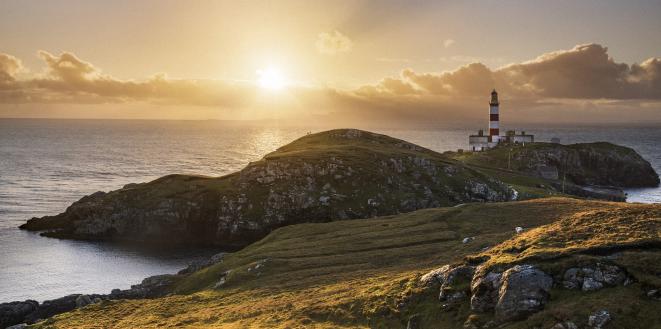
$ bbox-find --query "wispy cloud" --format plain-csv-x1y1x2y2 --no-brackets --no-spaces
316,30,353,55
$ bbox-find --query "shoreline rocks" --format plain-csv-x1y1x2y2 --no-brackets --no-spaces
0,251,227,328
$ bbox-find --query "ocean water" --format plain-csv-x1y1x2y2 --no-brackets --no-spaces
0,119,659,302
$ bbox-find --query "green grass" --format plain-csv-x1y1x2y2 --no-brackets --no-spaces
34,198,661,329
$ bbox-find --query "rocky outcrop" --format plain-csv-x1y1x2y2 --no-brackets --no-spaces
20,129,515,248
494,265,553,321
560,263,628,291
0,274,178,327
178,252,225,275
0,301,38,329
420,264,476,307
491,142,659,188
588,309,611,329
424,260,634,326
0,247,231,328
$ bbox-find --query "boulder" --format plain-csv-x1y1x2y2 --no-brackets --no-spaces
470,270,503,312
109,274,177,299
24,294,80,324
178,252,226,275
75,295,93,308
494,265,553,321
6,324,28,329
0,300,38,329
582,277,603,291
588,309,611,328
214,270,232,289
438,265,475,305
561,264,627,292
550,321,578,329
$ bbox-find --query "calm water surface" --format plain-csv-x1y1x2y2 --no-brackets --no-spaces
1,119,659,302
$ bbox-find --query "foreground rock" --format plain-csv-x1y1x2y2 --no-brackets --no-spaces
493,265,553,321
20,129,516,248
424,261,633,327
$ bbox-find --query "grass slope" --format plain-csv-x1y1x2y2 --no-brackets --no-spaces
33,198,661,329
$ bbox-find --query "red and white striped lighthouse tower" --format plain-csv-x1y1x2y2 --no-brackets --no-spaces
489,89,500,142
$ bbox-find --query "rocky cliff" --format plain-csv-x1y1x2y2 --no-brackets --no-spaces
454,142,660,188
20,129,515,248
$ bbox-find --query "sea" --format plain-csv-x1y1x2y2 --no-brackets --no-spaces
1,119,660,303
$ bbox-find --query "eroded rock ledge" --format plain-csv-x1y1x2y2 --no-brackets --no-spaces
421,259,644,328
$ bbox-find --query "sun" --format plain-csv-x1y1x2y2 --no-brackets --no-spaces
257,67,287,90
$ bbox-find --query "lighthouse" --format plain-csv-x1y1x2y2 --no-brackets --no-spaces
468,90,534,151
489,89,500,142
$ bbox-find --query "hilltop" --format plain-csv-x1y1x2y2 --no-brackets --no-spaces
24,198,661,328
20,129,516,248
19,130,659,248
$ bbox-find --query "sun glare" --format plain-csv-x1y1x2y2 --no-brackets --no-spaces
257,67,287,90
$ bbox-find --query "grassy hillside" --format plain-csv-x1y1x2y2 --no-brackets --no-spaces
21,129,530,248
450,142,659,188
33,198,661,328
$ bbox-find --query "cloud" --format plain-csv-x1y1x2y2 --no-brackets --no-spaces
0,53,23,82
443,39,455,48
358,44,661,100
316,30,353,55
497,44,661,99
1,44,660,124
1,51,254,107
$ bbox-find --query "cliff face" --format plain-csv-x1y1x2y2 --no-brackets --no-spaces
20,129,515,248
456,142,660,188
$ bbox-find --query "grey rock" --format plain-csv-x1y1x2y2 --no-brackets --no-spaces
470,270,503,312
24,294,80,324
494,265,553,321
75,294,93,308
178,252,226,275
588,309,611,328
0,300,38,329
551,322,578,329
420,265,451,286
562,264,627,292
582,277,603,291
214,270,232,289
6,324,28,329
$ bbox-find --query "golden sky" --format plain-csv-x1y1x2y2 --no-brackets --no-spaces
1,0,660,124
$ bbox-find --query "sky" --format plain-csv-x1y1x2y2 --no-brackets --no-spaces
0,0,660,124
